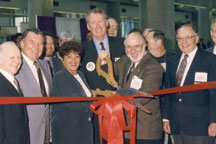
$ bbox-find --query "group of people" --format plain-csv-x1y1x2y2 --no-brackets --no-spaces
0,7,216,144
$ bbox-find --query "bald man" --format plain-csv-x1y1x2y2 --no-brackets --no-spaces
0,41,30,144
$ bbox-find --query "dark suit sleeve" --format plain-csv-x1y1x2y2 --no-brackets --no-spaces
160,70,171,119
207,57,216,122
0,105,4,143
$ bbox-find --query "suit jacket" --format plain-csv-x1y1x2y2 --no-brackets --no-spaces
206,46,214,53
51,68,93,144
80,36,125,91
0,73,30,144
114,52,164,140
16,58,52,144
161,48,216,136
51,57,63,74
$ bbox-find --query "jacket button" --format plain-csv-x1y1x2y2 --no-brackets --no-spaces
178,98,182,102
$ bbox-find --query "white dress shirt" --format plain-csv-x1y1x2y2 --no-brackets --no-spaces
176,47,197,86
74,74,92,97
213,45,216,55
93,35,110,53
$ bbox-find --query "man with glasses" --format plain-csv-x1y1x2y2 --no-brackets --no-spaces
161,24,216,144
99,31,164,144
107,17,118,37
81,8,125,144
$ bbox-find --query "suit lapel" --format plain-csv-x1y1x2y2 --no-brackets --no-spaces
171,53,181,86
90,40,99,58
21,58,40,90
124,53,150,89
108,37,115,60
37,60,52,94
0,72,21,97
122,58,133,89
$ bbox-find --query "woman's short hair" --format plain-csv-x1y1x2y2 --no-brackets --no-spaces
59,41,83,58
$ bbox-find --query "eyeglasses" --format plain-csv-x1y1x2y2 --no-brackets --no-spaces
109,25,118,31
176,35,197,42
126,44,143,51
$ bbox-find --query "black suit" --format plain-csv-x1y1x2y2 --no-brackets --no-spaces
80,36,125,91
0,73,30,144
206,46,214,53
161,48,216,136
80,36,125,144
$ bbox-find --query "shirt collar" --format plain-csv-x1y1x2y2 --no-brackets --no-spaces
22,52,35,66
0,68,15,83
93,35,109,52
181,46,197,59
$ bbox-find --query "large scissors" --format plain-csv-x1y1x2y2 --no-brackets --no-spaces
94,56,118,97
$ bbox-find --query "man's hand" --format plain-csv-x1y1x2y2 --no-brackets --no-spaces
98,50,110,60
208,122,216,137
163,121,171,134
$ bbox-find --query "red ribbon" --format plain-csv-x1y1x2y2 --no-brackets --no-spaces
1,81,216,144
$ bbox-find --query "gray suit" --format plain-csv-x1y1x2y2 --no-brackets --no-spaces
16,58,52,144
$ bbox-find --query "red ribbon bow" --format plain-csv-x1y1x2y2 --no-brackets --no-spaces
90,92,153,144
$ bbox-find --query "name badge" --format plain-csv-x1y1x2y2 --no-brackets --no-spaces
130,75,143,90
194,72,208,84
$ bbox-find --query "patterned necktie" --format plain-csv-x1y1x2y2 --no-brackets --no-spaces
100,42,105,50
176,54,189,86
14,77,21,94
33,61,47,97
126,62,135,82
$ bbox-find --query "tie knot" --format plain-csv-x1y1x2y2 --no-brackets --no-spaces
100,42,105,50
184,54,189,59
33,61,39,69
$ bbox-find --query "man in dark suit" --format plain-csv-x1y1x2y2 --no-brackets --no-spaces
16,28,52,144
80,8,125,144
0,41,30,144
161,24,216,144
81,8,125,91
99,31,164,144
207,19,216,54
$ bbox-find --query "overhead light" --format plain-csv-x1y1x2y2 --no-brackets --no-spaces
0,6,20,10
174,2,207,9
53,11,86,15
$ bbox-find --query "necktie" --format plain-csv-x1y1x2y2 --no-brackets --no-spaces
47,60,53,77
126,62,135,82
176,54,189,86
13,77,21,94
33,61,47,97
100,42,105,50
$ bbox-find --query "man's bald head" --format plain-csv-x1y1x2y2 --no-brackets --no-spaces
0,41,21,75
